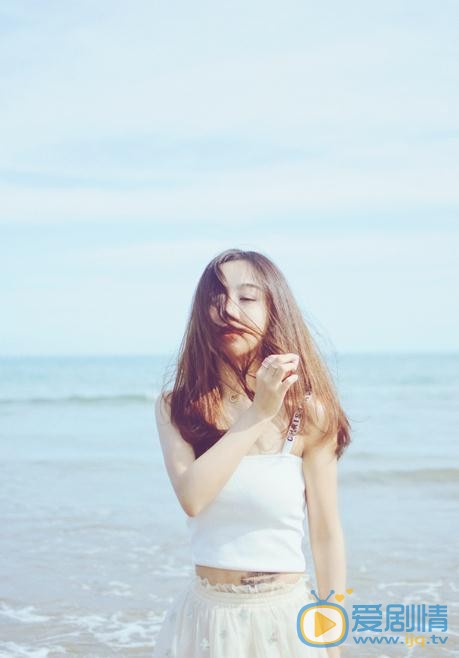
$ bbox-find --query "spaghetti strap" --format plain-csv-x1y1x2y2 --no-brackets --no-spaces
281,393,311,455
281,409,302,454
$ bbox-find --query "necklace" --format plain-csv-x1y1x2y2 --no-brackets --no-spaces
222,368,257,405
221,379,243,404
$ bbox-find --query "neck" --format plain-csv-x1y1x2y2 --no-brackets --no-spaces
218,356,262,397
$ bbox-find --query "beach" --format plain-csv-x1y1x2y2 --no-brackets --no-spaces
0,353,457,657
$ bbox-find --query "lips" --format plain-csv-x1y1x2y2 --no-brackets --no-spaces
222,332,239,342
220,325,239,334
220,326,243,337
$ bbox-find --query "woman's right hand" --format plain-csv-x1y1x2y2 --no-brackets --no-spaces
251,353,300,421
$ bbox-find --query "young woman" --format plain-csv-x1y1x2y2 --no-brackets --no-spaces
153,248,351,657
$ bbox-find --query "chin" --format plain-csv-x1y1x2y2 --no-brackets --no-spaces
225,336,259,357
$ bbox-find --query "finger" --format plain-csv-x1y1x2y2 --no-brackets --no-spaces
271,361,298,385
262,353,299,368
261,361,295,386
260,355,299,383
280,372,299,392
270,353,299,362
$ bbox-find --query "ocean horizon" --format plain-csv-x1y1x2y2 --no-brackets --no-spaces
1,353,458,656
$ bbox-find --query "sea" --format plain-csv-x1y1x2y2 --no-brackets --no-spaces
0,353,458,657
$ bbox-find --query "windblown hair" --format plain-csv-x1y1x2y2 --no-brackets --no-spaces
160,248,351,459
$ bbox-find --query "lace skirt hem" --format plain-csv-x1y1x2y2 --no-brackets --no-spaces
153,573,329,657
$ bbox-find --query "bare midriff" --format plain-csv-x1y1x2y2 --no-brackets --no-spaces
194,565,305,586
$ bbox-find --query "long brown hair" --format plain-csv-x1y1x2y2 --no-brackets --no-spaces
160,248,351,459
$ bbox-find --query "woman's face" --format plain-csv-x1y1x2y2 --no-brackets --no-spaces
209,260,268,359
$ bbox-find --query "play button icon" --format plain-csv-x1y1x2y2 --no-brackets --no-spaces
315,611,337,637
297,600,348,647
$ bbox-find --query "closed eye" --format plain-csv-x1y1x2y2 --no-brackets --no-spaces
241,298,256,302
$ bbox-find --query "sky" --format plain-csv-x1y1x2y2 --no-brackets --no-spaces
1,0,458,356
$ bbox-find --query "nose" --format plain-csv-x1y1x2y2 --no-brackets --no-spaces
210,294,243,329
224,295,240,318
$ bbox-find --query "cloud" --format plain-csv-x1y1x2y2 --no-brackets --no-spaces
2,152,458,225
0,0,458,353
1,1,458,164
73,229,458,272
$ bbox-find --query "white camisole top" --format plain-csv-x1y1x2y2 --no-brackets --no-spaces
186,410,307,572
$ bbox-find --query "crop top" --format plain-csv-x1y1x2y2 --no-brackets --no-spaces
186,409,307,572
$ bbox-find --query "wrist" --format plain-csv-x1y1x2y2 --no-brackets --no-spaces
246,403,272,426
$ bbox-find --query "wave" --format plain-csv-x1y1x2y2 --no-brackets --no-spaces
343,467,459,485
0,393,156,405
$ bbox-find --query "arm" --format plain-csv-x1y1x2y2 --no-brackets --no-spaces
154,394,270,517
302,400,346,658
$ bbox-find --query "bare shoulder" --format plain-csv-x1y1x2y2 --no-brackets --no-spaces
299,394,337,458
154,392,196,498
154,390,172,426
304,393,327,425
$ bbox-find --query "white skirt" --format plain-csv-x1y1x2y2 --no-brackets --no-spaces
153,573,329,657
